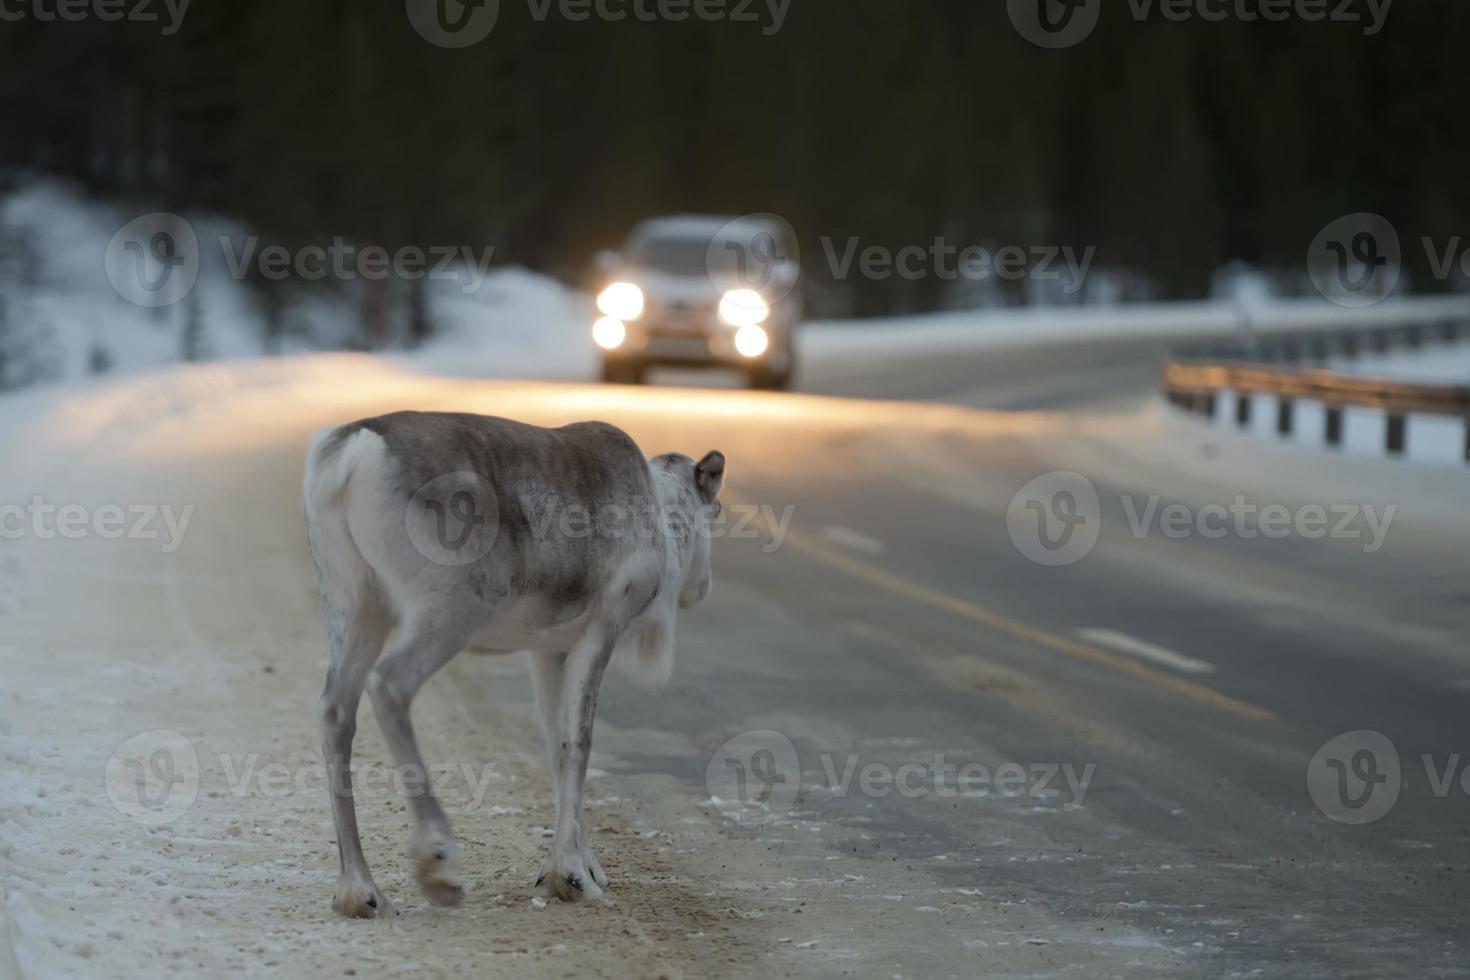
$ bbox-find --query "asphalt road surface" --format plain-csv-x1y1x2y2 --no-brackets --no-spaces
4,331,1467,979
799,331,1184,412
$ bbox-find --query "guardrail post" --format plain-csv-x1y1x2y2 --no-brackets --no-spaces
1325,406,1344,447
1386,414,1407,456
1165,357,1466,464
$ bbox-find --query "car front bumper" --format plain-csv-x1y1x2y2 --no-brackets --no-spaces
603,319,793,371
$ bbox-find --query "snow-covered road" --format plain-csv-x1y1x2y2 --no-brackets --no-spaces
2,341,1468,978
0,362,758,977
2,361,1206,978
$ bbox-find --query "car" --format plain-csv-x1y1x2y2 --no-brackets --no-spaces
591,215,801,390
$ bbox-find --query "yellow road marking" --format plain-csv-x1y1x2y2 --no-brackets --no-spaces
779,526,1274,723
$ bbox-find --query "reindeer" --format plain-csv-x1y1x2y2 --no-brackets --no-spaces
303,411,724,916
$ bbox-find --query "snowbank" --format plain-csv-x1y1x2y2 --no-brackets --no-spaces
1214,389,1467,467
0,181,592,390
1173,341,1470,467
1,182,283,381
1257,340,1470,465
1329,343,1470,385
799,296,1469,361
3,179,1466,397
407,269,594,381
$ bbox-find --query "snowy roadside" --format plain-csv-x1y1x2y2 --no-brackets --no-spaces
0,360,1207,979
798,296,1469,363
0,181,596,392
0,363,758,978
1329,341,1470,384
5,180,1466,399
1177,341,1470,467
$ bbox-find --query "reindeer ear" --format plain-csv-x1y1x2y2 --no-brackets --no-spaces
694,451,725,503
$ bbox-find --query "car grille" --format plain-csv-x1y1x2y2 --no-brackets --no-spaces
649,299,717,335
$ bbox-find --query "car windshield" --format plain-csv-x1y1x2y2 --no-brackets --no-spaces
630,236,715,275
631,230,782,287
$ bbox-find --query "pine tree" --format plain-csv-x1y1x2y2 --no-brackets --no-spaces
180,291,207,363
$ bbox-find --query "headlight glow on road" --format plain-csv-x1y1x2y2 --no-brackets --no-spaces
596,282,644,321
734,324,769,358
718,289,770,327
592,316,627,350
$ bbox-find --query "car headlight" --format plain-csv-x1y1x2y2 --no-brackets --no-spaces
592,316,627,350
718,289,770,328
734,324,769,358
597,282,644,321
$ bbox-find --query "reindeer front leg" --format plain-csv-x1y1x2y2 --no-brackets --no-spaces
529,649,609,893
537,619,617,902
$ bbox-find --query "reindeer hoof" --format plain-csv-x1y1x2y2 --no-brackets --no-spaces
412,835,465,907
536,858,604,903
333,879,393,919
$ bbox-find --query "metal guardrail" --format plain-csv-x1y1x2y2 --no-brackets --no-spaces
1163,321,1470,461
1171,315,1469,364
